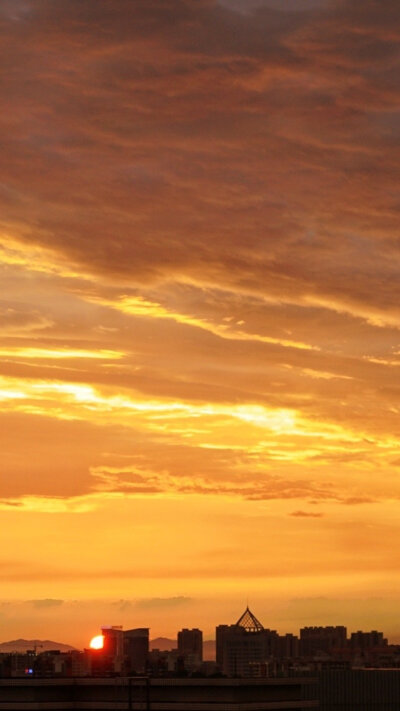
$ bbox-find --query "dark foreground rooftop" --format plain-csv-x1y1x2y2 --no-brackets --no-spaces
0,676,318,710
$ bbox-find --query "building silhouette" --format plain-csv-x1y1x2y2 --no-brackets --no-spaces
216,607,283,677
349,630,387,651
177,628,203,663
124,628,149,674
277,633,299,659
300,627,347,658
90,626,124,675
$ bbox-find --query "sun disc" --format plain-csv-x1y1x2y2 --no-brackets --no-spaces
89,635,104,650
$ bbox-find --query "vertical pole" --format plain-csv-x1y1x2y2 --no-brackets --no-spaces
145,676,150,711
128,676,132,711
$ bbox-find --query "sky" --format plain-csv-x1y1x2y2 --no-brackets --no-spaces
1,0,400,648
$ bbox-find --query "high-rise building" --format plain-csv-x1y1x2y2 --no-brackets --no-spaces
177,628,203,663
277,633,299,659
101,626,124,673
299,626,347,658
124,628,149,674
349,630,387,650
216,607,280,677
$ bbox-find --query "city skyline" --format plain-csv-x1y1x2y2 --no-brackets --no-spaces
1,0,400,646
0,604,393,652
0,602,396,652
0,604,396,683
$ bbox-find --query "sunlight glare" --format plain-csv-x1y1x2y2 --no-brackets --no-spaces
89,635,104,650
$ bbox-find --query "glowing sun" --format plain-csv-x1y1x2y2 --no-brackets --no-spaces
89,635,104,650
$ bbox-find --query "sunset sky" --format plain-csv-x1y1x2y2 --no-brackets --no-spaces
1,0,400,648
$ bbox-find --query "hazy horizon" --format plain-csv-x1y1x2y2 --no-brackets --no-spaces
0,598,399,651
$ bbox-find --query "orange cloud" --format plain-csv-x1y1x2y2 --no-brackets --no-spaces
1,0,400,643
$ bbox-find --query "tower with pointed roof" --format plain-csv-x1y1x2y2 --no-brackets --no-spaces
235,606,264,633
216,606,279,677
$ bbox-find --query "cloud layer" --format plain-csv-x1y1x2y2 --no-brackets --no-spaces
0,0,399,642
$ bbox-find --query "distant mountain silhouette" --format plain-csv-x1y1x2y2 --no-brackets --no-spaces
150,637,176,651
0,639,76,653
0,637,216,659
203,640,216,661
150,638,215,661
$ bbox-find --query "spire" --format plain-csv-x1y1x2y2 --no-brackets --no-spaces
235,606,264,632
